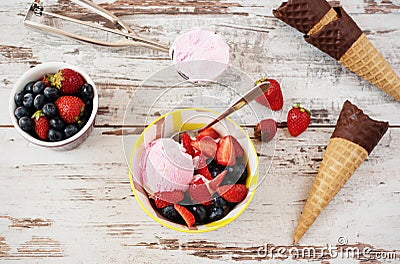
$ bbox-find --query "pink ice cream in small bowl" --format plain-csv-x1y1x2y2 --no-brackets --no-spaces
170,28,230,81
128,108,259,233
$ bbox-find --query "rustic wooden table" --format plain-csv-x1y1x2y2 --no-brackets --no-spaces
1,0,399,263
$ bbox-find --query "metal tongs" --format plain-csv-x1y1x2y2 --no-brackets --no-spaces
24,0,169,53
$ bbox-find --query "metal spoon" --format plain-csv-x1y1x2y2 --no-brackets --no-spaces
172,81,270,141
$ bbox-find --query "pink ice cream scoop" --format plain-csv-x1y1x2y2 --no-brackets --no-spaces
170,27,230,64
170,27,230,81
140,138,194,194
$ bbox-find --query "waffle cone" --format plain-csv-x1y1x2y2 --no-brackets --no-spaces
307,8,338,35
293,137,368,244
339,34,400,102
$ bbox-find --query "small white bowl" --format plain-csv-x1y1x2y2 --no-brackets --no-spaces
9,62,99,150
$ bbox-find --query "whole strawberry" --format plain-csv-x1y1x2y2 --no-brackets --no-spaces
55,96,85,124
255,78,283,111
32,110,49,140
287,103,311,137
50,68,84,95
254,119,277,142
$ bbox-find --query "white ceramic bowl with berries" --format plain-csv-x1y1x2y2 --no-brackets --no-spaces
128,108,259,232
9,62,98,150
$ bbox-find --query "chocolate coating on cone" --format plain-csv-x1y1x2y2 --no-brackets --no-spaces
305,7,362,60
331,100,388,154
273,0,332,34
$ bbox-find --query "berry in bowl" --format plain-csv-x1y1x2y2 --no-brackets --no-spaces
9,62,98,150
129,108,259,232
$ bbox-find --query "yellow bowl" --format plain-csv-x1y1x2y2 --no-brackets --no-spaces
128,108,259,232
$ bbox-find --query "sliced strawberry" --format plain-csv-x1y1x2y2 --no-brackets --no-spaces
174,204,195,227
153,197,172,209
154,190,184,205
189,176,212,204
195,155,212,180
191,136,217,158
216,136,236,166
209,170,227,191
229,136,244,158
217,184,247,203
196,127,220,140
181,133,195,157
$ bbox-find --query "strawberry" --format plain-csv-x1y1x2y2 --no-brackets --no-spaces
217,184,248,203
31,110,49,140
191,136,217,158
254,119,277,142
153,190,184,208
181,133,195,157
255,78,283,111
287,103,311,137
196,127,220,140
230,136,244,158
174,204,195,227
153,197,172,209
189,176,212,204
216,136,236,166
55,96,85,124
209,170,227,191
50,68,84,95
42,74,52,86
195,155,212,180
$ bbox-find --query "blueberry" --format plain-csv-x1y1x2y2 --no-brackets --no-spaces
221,176,237,186
14,91,25,106
48,128,64,142
49,117,65,130
237,168,248,185
160,205,184,224
22,93,34,108
14,106,30,120
223,162,247,185
77,116,88,129
188,204,208,224
18,116,33,132
32,81,46,95
208,206,225,222
80,83,94,100
42,103,58,118
212,193,228,208
24,81,35,93
207,159,226,178
81,102,92,120
64,124,78,138
34,94,47,110
44,87,60,102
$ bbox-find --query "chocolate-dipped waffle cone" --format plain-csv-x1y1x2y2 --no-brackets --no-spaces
273,0,334,35
305,7,400,102
293,137,367,244
339,34,400,101
307,7,337,35
293,101,388,243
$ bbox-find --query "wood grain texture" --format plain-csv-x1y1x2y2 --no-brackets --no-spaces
0,0,399,262
1,127,399,262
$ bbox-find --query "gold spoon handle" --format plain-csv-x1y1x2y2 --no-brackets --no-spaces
201,81,270,131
